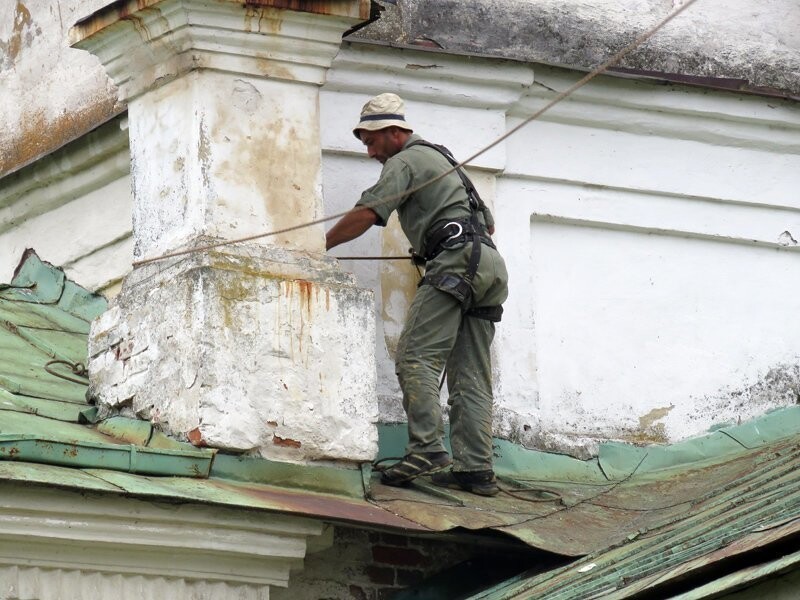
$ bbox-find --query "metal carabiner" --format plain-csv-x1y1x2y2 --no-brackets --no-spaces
443,222,464,243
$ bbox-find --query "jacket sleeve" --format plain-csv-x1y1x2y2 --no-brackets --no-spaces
355,158,414,227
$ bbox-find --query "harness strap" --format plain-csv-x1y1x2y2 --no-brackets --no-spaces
406,140,490,283
464,209,482,283
408,140,499,315
465,305,504,322
406,141,485,211
424,217,495,262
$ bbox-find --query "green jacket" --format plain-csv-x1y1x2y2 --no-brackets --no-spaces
356,134,494,255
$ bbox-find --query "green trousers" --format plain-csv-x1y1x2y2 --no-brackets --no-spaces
395,242,508,472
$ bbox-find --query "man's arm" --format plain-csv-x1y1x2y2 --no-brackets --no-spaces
325,207,379,250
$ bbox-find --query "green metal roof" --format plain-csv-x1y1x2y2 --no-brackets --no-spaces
1,249,799,600
0,250,216,478
468,431,800,599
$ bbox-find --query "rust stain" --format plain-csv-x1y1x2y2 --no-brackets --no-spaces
63,445,79,458
244,0,372,20
615,405,674,445
210,478,427,530
273,435,301,448
639,405,673,430
70,0,156,42
244,6,282,34
70,0,370,46
124,13,152,42
254,57,296,81
297,280,313,318
1,97,121,178
1,321,20,336
0,2,36,68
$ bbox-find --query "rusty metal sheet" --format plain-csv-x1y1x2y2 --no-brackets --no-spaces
83,468,431,531
667,547,800,600
605,518,800,599
468,436,800,600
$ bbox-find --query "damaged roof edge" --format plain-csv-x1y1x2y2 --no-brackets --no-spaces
343,38,800,103
0,434,214,478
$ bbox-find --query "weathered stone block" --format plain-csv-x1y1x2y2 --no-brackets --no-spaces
89,247,378,462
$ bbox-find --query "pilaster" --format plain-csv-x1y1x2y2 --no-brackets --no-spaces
72,0,379,462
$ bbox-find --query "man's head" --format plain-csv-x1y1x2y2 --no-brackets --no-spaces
353,93,413,163
359,127,411,164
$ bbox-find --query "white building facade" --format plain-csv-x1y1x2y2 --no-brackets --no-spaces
1,0,800,458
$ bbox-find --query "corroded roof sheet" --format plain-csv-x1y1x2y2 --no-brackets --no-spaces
1,250,799,600
469,434,800,598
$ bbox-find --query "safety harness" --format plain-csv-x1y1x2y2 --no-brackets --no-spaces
407,140,503,322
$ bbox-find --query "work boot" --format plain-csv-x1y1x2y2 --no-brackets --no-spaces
431,469,500,497
379,451,452,487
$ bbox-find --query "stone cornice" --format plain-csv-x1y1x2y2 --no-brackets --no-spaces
70,0,370,101
327,41,534,110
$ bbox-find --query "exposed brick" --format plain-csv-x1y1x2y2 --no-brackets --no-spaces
397,569,425,587
379,533,409,547
348,585,368,600
365,566,395,585
395,568,425,587
372,545,427,567
376,588,398,600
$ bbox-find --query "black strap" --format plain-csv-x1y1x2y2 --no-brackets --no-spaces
466,305,504,322
407,140,488,284
406,140,484,211
423,217,495,261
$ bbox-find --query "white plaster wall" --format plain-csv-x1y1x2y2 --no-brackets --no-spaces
321,47,800,455
493,66,800,453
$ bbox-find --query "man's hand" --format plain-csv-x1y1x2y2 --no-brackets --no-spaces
326,207,379,250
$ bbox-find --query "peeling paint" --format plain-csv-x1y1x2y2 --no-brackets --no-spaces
197,114,212,190
231,79,262,116
188,427,207,447
273,435,301,448
404,63,443,70
778,230,798,246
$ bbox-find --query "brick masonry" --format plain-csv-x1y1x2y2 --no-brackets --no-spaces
270,526,485,600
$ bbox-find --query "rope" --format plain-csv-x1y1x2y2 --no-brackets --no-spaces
131,0,699,269
330,256,412,261
45,359,89,385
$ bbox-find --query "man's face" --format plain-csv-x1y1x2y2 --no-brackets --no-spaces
359,129,404,164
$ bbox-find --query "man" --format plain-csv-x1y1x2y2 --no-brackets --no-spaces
326,93,508,497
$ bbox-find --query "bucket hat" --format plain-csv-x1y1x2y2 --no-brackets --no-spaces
352,93,413,139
